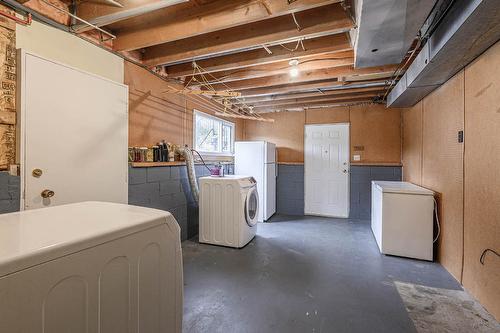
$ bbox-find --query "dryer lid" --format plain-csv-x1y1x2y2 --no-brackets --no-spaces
0,202,173,277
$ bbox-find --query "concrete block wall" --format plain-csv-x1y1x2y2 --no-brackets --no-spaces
349,166,402,219
275,164,402,219
128,164,234,241
1,164,399,231
276,164,305,216
0,172,20,214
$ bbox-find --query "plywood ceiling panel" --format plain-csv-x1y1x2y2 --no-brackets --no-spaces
402,102,423,185
463,41,500,320
422,71,464,281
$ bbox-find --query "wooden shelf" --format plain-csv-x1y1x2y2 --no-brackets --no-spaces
130,161,234,168
278,162,304,165
350,162,402,166
130,161,186,167
276,162,401,166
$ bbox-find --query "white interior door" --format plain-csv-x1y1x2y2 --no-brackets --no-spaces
19,51,128,210
305,124,350,218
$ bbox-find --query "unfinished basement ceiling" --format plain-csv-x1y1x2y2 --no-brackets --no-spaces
64,0,401,114
353,0,435,68
13,0,415,116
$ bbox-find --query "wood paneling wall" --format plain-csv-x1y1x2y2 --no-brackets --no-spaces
126,61,243,148
462,41,500,320
243,111,306,163
422,71,464,281
350,104,401,164
244,104,401,164
402,103,422,185
402,40,500,320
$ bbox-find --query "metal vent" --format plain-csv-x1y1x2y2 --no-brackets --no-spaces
388,0,500,107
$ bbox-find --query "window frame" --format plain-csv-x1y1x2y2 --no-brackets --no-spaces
193,110,235,156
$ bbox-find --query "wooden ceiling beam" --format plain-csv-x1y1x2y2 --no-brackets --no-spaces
113,0,344,51
247,92,382,108
254,96,375,112
208,65,397,91
239,80,389,98
237,86,385,104
73,0,189,32
187,51,354,85
164,33,352,77
140,4,353,65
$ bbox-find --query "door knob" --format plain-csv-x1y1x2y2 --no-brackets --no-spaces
32,168,43,177
41,189,55,198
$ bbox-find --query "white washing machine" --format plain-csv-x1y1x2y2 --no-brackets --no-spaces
199,175,258,248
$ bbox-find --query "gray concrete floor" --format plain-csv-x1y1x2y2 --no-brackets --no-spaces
182,215,461,333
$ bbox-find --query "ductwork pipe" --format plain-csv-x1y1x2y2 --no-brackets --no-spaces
178,147,199,205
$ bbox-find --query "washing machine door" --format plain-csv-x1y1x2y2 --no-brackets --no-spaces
245,186,259,227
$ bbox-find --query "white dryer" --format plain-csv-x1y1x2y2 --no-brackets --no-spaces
199,175,258,248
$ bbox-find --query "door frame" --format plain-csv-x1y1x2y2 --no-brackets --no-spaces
304,123,351,218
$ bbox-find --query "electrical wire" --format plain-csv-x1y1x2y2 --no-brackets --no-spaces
433,197,441,243
382,0,457,101
480,249,500,265
200,55,353,83
189,62,264,119
382,37,422,101
191,149,213,172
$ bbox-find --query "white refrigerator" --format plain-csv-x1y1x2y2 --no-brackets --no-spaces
235,141,276,222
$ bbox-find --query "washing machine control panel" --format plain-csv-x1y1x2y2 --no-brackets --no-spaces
238,177,257,188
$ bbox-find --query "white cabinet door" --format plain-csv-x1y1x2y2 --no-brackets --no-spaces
304,124,350,218
19,51,128,210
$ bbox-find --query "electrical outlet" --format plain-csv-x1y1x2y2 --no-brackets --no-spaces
353,155,361,161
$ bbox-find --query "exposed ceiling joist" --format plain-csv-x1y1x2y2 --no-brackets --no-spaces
239,80,390,98
208,65,397,91
237,86,385,104
254,96,375,112
139,4,354,65
187,51,354,85
248,91,382,108
164,33,352,77
73,0,189,33
113,0,344,51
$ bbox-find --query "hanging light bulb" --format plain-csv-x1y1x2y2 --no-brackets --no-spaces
289,59,299,77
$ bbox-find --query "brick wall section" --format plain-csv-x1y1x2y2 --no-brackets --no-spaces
350,166,402,220
277,164,305,216
128,164,234,241
0,171,20,214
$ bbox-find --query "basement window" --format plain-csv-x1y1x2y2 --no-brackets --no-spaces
194,110,235,155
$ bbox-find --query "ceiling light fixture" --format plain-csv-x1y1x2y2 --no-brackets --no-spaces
289,59,299,77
